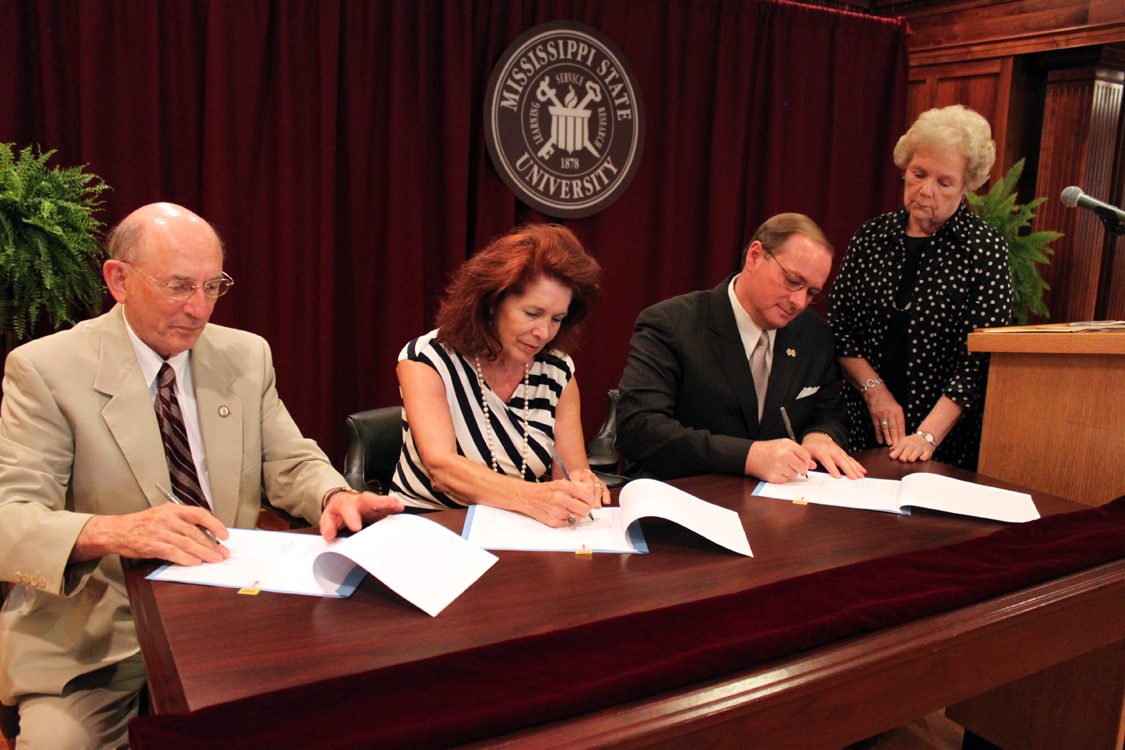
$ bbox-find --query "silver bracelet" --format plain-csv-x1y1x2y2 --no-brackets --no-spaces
860,378,883,392
915,430,936,447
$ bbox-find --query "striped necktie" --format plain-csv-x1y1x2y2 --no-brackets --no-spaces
155,363,210,510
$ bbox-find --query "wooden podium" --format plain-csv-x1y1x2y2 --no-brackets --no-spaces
967,329,1125,507
948,328,1125,750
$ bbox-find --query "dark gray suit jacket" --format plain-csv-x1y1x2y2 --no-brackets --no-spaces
617,275,848,479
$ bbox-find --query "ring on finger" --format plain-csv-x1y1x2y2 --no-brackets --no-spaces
880,420,888,427
567,514,576,526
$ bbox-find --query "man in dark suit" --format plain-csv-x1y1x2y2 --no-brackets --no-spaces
617,213,865,483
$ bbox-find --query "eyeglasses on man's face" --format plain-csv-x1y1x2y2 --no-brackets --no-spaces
126,263,234,301
764,250,824,304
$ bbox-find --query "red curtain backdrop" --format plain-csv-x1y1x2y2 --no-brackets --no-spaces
0,0,908,460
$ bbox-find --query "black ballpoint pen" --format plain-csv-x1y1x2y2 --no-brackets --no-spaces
779,406,808,479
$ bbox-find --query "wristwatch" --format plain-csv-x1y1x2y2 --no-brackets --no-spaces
861,378,883,392
915,430,936,447
322,486,360,510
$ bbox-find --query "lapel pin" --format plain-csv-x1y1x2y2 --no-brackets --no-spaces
218,406,230,418
786,348,796,357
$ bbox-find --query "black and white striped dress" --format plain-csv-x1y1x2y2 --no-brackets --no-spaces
390,330,575,510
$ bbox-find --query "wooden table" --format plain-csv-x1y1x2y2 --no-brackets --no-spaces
125,451,1125,749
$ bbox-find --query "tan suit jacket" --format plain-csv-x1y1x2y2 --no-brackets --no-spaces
0,305,345,702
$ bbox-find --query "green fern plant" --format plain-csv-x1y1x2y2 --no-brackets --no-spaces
0,143,109,341
966,158,1061,325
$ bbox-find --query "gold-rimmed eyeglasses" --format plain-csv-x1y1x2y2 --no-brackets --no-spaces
125,263,234,300
764,250,824,304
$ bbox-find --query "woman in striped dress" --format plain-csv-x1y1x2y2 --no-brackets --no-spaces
390,224,608,527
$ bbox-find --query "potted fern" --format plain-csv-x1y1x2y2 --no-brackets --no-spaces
966,158,1061,325
0,144,109,358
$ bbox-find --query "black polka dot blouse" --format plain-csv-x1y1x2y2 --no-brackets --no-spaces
827,202,1014,470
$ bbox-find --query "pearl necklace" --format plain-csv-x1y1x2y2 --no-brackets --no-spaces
474,357,532,478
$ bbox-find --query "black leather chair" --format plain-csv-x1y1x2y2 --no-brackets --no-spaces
342,392,627,494
0,587,16,744
585,388,619,474
586,389,627,489
342,406,403,495
0,700,17,746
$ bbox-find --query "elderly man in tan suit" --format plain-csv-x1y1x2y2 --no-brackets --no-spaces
0,203,402,749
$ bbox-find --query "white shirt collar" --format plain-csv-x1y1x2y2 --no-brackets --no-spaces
728,275,775,363
123,313,192,396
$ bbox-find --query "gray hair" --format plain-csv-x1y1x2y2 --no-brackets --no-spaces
893,105,996,192
106,216,144,263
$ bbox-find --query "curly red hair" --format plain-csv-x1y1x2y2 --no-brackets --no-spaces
436,224,602,359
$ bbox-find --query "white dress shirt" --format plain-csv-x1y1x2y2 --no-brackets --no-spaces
728,275,775,372
123,317,215,507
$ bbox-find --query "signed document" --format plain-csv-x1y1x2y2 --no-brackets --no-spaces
148,514,498,616
755,471,1039,523
462,478,753,556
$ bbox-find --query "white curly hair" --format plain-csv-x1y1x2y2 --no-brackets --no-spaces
893,105,996,191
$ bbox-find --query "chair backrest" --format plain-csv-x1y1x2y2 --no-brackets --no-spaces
343,407,404,494
0,692,18,743
585,388,620,474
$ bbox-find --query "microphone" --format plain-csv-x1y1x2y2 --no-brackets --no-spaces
1060,186,1125,224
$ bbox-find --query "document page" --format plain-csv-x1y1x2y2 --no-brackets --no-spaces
462,505,647,553
462,478,752,557
149,515,499,616
148,529,362,597
755,472,903,514
755,471,1039,523
313,513,498,617
619,479,753,556
900,473,1039,523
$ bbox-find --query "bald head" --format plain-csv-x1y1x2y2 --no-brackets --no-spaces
103,203,226,357
108,203,223,265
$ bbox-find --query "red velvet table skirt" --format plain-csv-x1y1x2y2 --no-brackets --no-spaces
130,496,1125,750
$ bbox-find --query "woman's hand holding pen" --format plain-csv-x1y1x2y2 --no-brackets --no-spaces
550,447,606,524
572,468,610,509
513,480,598,528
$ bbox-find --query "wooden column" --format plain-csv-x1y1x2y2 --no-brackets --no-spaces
1033,48,1125,323
1098,100,1125,320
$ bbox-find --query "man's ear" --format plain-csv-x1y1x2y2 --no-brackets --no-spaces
742,240,766,274
103,260,128,304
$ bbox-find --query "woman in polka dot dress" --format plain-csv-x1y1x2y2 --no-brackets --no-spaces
828,105,1013,471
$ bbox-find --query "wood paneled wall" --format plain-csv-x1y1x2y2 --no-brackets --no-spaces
887,0,1125,67
881,0,1125,322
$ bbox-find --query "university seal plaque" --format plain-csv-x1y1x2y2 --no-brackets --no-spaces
483,21,645,219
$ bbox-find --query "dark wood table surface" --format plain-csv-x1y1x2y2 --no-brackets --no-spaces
125,450,1125,749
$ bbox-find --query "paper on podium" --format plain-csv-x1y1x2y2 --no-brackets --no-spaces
462,478,752,556
148,514,497,617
